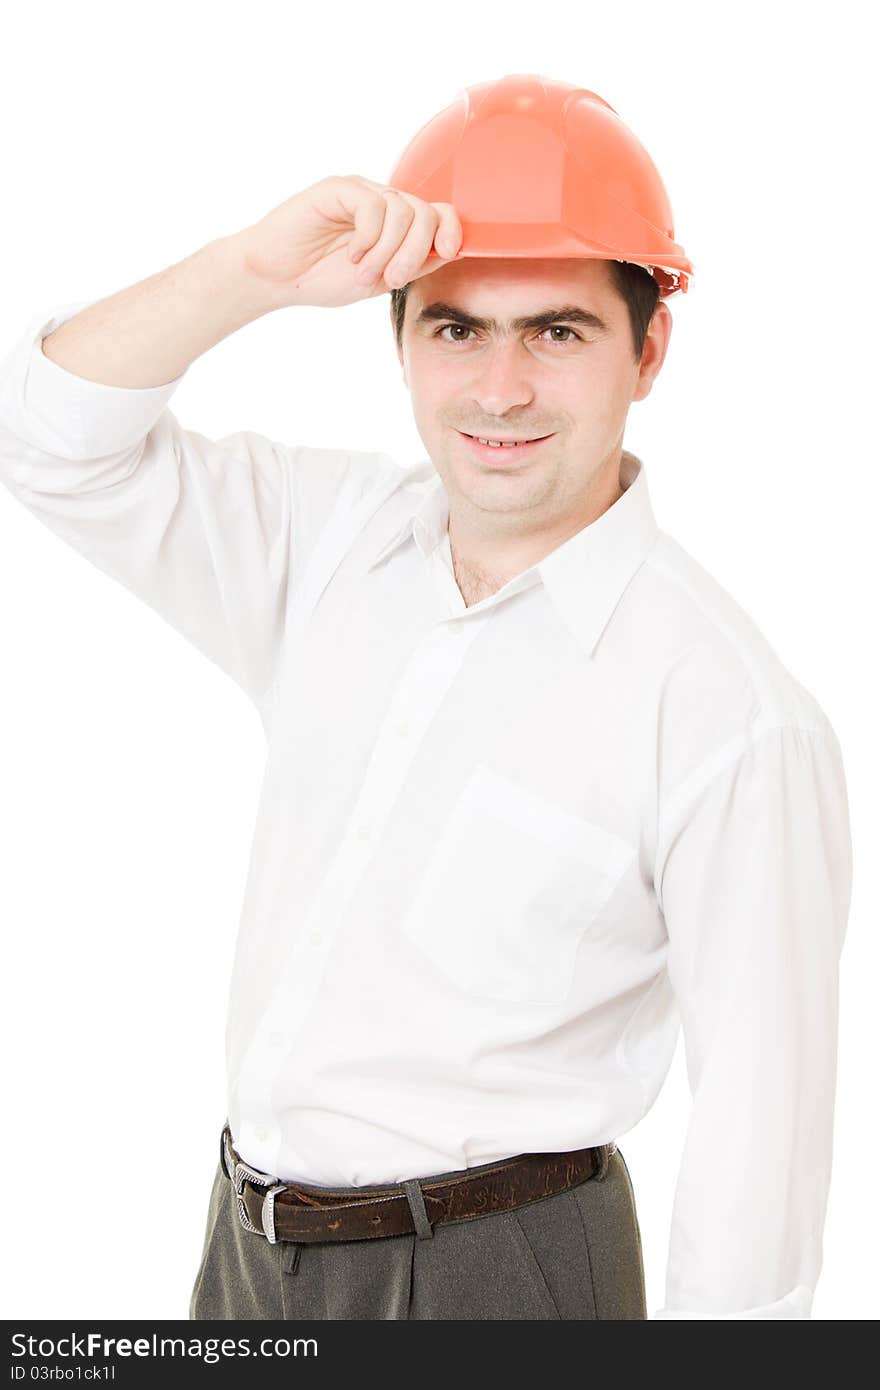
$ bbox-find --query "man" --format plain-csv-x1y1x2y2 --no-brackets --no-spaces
0,75,851,1319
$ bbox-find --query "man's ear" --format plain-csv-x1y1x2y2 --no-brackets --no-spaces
632,301,672,403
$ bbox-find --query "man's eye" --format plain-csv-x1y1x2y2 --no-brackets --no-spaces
434,325,581,344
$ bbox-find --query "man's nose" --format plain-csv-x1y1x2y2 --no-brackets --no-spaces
467,340,537,417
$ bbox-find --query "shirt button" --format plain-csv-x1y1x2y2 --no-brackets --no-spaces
396,719,410,737
356,824,372,840
269,1031,284,1047
254,1125,268,1142
310,930,322,945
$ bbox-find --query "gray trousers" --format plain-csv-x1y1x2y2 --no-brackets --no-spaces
189,1143,647,1320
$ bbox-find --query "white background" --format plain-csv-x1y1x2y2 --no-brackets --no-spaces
1,0,876,1321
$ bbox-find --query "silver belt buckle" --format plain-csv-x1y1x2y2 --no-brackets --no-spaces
222,1125,288,1243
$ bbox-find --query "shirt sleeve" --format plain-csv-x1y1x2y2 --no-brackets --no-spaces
651,717,852,1319
0,300,398,708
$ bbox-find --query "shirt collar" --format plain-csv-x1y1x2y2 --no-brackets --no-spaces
368,449,659,658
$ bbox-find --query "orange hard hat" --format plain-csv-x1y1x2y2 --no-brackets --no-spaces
388,73,693,297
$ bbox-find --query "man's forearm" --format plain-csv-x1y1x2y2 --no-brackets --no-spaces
39,234,275,389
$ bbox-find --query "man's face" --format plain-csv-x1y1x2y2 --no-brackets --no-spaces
394,257,671,549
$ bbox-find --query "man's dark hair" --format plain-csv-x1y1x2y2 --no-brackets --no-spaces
390,259,660,363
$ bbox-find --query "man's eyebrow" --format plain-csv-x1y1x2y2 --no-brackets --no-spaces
413,301,610,334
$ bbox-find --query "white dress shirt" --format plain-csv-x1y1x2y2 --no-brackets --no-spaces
0,299,852,1320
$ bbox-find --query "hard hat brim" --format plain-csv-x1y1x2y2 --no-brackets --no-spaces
419,225,692,297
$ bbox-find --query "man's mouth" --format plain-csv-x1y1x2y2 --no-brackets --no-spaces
458,431,554,461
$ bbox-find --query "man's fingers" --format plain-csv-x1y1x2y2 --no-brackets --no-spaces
431,202,463,260
381,199,444,287
351,190,420,284
344,184,397,265
349,181,463,282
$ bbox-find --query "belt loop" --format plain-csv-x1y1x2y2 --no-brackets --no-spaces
402,1179,434,1239
220,1121,232,1180
595,1142,613,1182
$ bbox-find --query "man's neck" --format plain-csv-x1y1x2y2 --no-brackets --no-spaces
446,458,625,603
448,545,511,608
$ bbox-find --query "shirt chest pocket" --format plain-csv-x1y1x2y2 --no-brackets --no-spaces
400,762,636,1006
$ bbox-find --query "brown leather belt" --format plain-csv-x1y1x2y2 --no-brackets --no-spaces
220,1123,615,1245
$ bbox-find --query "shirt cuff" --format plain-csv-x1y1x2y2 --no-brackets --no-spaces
653,1284,813,1319
0,300,188,460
